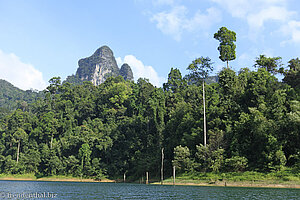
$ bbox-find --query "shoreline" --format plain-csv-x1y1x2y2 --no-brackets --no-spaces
0,176,299,189
0,175,115,183
151,181,300,189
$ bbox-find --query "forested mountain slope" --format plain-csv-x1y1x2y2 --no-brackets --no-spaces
0,64,299,180
0,79,43,114
0,27,299,179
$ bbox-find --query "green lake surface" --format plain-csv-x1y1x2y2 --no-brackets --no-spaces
0,180,299,199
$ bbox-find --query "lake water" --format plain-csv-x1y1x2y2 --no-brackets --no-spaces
0,180,299,199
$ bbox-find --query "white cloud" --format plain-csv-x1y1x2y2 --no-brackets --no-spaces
211,0,251,18
212,0,293,29
212,0,287,18
247,6,295,30
150,5,221,41
280,20,300,44
150,6,186,41
117,55,165,87
116,57,123,68
288,21,300,43
0,50,47,91
211,0,299,43
187,7,221,31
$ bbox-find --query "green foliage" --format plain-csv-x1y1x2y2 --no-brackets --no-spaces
79,143,92,168
194,144,224,172
225,156,248,172
13,128,27,143
290,152,300,171
172,145,192,173
254,55,282,74
163,68,186,93
47,77,61,94
283,58,300,91
195,144,211,172
210,148,224,172
0,51,299,181
64,74,84,85
0,79,43,112
186,57,213,85
271,150,287,171
214,27,236,67
165,169,300,184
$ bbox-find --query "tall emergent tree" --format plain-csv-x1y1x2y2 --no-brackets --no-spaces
187,57,213,146
214,27,236,68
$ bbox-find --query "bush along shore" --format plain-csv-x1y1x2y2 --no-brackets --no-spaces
153,170,300,188
0,170,299,189
0,174,115,182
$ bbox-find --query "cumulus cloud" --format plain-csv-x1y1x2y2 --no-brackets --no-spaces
0,50,47,91
247,6,295,30
280,20,300,44
212,0,287,19
211,0,251,18
288,21,300,43
211,0,299,43
150,6,185,41
150,5,221,41
116,55,165,87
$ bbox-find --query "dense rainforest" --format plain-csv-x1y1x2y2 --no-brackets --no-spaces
0,28,299,181
0,79,43,117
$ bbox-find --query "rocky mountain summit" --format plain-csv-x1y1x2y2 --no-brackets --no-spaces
66,46,133,85
120,63,134,81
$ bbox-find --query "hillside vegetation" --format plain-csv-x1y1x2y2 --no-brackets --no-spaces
0,79,43,116
0,63,299,181
0,27,299,181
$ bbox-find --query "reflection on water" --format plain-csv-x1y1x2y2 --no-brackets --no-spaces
0,180,299,200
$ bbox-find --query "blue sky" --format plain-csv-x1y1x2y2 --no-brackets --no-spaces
0,0,299,90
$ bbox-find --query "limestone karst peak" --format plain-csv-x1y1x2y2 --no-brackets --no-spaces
65,46,134,85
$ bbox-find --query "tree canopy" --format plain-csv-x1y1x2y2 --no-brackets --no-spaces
0,28,299,180
254,55,283,74
214,27,236,68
